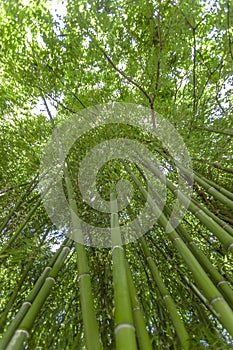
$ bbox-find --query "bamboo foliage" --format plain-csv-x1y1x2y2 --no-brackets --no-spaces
1,0,233,348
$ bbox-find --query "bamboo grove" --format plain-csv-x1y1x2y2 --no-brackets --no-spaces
0,0,233,349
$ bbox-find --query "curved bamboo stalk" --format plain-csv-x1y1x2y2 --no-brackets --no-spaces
0,241,71,349
191,198,233,237
0,176,38,234
183,167,233,211
128,166,233,337
141,157,233,252
195,172,233,201
162,206,233,309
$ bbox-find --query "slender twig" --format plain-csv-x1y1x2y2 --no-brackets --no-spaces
99,47,157,127
99,48,152,104
46,64,86,108
227,0,233,60
192,28,197,119
35,85,77,114
151,0,163,107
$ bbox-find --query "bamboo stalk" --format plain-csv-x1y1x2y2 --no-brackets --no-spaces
123,195,190,349
0,261,33,330
0,197,42,256
0,241,71,349
128,166,233,337
141,157,233,251
110,193,137,350
64,164,102,350
125,259,153,350
192,198,233,237
140,237,190,350
194,171,233,201
162,206,233,309
182,167,233,210
43,99,102,350
0,176,38,234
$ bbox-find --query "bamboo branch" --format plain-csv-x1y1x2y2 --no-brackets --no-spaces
99,48,152,105
99,47,157,127
227,0,233,61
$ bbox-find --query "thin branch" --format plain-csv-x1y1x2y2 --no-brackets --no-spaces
152,0,163,105
99,47,157,127
99,48,152,105
46,92,77,114
0,181,32,195
34,85,77,114
46,64,86,109
41,94,56,128
215,65,226,114
227,0,233,61
194,126,233,136
192,28,197,119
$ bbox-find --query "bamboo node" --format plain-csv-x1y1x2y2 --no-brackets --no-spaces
227,243,233,251
22,301,32,307
195,209,202,215
133,306,141,312
44,266,52,272
112,245,124,252
114,323,135,334
217,280,228,287
62,246,71,253
209,296,224,305
46,276,55,283
173,237,181,242
78,273,89,281
16,329,29,337
146,255,153,261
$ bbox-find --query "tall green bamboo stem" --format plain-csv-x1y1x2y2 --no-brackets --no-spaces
43,97,102,350
162,206,233,309
110,193,137,350
123,194,190,349
0,242,71,349
0,197,42,256
191,198,233,237
194,171,233,201
141,157,233,252
63,166,102,350
125,259,153,350
128,167,233,337
177,164,233,210
140,237,190,349
0,176,38,234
